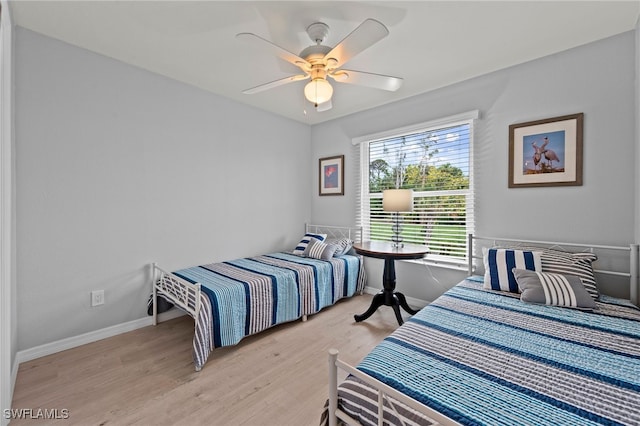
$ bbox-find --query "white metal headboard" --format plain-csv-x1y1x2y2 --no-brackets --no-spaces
305,223,363,243
467,234,640,306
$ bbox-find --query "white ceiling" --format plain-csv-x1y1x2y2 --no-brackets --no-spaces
9,1,640,125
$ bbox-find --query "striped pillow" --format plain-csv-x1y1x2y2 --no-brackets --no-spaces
303,237,338,260
483,248,542,292
541,251,599,300
330,238,354,256
293,233,327,255
513,269,596,310
499,245,599,300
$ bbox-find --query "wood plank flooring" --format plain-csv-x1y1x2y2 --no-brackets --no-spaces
11,294,405,425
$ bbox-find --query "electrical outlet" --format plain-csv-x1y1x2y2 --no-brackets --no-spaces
91,290,104,307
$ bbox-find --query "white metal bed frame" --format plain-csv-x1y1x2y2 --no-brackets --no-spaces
151,263,201,326
327,234,640,426
305,223,363,245
150,223,363,334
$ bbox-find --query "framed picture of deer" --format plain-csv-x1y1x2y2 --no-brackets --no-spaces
509,113,583,188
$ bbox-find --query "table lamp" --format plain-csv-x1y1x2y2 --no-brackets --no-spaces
383,189,413,248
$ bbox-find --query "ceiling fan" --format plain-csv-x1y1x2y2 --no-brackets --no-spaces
237,19,403,112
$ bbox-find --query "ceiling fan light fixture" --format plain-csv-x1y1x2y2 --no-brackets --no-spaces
239,18,401,113
304,78,333,106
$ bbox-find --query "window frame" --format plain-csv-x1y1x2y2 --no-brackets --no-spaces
354,111,478,267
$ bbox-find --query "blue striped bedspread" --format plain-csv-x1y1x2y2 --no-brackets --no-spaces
346,279,640,425
172,252,365,370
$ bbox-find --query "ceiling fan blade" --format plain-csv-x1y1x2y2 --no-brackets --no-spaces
315,99,332,112
329,69,403,91
324,19,389,68
236,33,311,71
242,74,309,95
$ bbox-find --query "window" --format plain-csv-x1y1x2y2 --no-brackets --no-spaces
356,111,477,264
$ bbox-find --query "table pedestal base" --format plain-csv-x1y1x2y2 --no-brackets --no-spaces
354,257,418,326
354,290,418,325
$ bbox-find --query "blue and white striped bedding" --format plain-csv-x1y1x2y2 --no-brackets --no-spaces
172,252,365,371
332,279,640,426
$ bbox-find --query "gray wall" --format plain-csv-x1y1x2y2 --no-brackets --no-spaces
15,28,311,351
13,27,638,352
311,31,637,302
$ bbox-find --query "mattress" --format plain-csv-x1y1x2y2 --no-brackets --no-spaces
172,252,366,370
326,279,640,426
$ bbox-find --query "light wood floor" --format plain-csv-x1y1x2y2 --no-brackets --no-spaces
12,294,406,425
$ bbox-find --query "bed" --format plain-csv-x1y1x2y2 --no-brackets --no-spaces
324,234,640,426
151,224,366,371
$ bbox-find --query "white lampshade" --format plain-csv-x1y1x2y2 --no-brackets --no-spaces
383,189,413,212
304,78,333,105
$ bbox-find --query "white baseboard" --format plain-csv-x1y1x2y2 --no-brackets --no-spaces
15,309,185,365
362,286,431,309
12,289,427,370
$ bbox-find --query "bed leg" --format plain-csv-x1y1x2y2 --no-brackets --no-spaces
328,349,339,426
302,314,308,322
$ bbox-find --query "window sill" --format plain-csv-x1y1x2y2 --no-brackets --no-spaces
399,256,473,272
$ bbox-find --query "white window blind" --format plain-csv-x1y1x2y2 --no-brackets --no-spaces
357,113,476,263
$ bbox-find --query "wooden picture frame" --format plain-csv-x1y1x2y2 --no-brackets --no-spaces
509,113,583,188
319,155,344,196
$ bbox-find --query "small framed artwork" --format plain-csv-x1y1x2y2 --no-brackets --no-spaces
509,113,583,188
319,155,344,196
